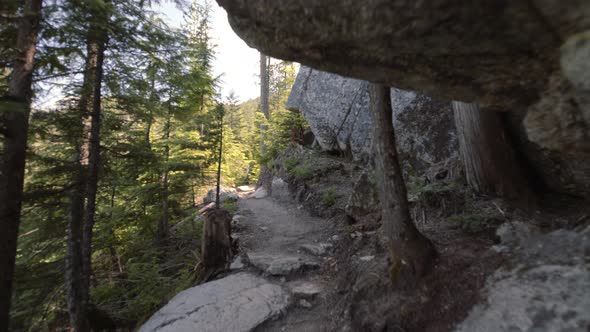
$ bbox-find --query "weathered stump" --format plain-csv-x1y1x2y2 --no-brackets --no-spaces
199,208,232,282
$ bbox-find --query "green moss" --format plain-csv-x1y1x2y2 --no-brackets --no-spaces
321,187,337,207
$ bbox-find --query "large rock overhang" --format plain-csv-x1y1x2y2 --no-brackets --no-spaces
216,1,587,107
216,0,590,153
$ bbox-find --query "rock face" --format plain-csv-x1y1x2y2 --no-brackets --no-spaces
289,66,590,197
287,66,458,169
217,0,588,106
456,228,590,332
217,0,590,154
139,272,290,332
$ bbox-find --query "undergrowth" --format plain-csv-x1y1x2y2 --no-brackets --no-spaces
288,162,314,180
447,210,499,233
322,187,338,207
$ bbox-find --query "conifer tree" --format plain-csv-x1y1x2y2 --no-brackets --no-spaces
0,1,42,329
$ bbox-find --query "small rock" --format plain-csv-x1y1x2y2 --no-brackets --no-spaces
496,221,540,246
350,231,363,239
359,255,374,262
271,177,289,199
252,187,268,199
260,226,269,231
248,254,320,277
230,256,245,270
299,299,312,308
491,245,510,253
300,243,333,256
290,282,322,300
237,185,255,192
203,186,238,204
330,235,341,242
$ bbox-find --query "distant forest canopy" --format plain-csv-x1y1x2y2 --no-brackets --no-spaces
0,0,304,329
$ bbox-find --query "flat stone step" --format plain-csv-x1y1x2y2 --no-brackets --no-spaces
247,253,320,277
299,243,333,256
288,281,323,300
139,272,290,332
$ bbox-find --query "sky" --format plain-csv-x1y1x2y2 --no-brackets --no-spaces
156,2,261,102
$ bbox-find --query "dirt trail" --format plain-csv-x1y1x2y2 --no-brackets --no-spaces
235,194,336,331
238,197,327,255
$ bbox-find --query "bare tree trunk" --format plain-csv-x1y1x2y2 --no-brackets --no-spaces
453,102,535,206
157,100,172,243
215,107,223,207
0,1,42,329
259,53,270,155
145,108,153,149
258,53,271,187
369,84,436,285
107,183,123,276
145,69,155,148
81,23,107,311
66,6,108,330
66,177,88,332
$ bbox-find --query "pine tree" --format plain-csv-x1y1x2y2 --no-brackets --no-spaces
0,1,42,329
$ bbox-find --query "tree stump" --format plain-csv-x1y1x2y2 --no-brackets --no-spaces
200,208,232,282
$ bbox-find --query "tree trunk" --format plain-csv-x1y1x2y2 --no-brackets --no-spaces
452,101,535,206
215,107,223,207
145,69,155,148
260,54,270,121
259,53,270,156
157,100,171,243
145,108,153,149
369,84,436,285
66,6,108,330
108,183,123,276
81,22,107,311
66,177,88,332
0,1,42,329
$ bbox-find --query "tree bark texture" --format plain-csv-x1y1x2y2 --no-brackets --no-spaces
452,101,535,206
0,1,42,330
66,6,108,331
369,83,436,285
200,209,232,281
